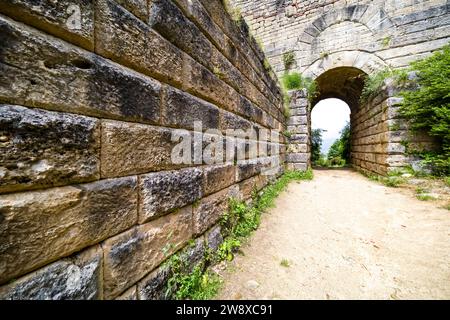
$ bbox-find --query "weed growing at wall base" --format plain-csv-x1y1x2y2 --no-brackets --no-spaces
164,169,313,299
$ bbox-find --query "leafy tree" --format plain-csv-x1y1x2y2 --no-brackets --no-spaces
399,45,450,175
311,128,324,163
327,122,351,166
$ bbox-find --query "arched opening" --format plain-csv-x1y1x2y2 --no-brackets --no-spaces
310,67,366,169
311,98,351,167
311,67,366,111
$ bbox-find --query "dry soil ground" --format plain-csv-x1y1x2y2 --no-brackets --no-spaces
217,169,450,300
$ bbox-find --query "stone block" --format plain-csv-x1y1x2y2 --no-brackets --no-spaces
95,0,185,86
101,121,189,178
203,163,236,196
0,177,137,284
0,105,100,194
139,168,203,223
286,153,309,163
116,0,148,21
162,86,219,131
115,285,138,300
0,16,161,124
193,187,235,235
138,264,171,300
0,0,94,50
0,246,102,300
103,206,192,299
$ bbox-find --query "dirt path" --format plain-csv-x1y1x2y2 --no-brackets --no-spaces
217,169,450,300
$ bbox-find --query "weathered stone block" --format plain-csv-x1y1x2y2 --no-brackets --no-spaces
287,143,308,153
193,187,234,235
286,153,309,163
95,0,185,86
206,225,223,252
203,163,236,196
0,177,138,284
0,0,94,50
116,0,148,22
236,159,262,182
0,16,161,124
139,168,203,223
101,121,189,178
103,206,192,299
0,246,102,300
116,285,138,300
162,86,219,130
219,109,253,132
286,163,309,171
0,105,100,194
138,264,171,300
288,115,308,126
179,237,206,273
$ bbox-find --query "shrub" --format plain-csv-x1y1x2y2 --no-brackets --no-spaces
398,45,450,176
283,51,296,70
282,72,302,90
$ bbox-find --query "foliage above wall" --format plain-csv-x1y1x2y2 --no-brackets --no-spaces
360,45,450,175
399,45,450,176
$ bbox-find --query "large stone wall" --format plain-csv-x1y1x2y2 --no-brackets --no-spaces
233,0,449,175
0,0,286,299
232,0,449,75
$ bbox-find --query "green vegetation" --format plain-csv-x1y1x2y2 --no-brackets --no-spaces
165,247,222,300
320,52,329,59
312,123,351,168
381,36,392,48
398,45,450,176
283,130,293,138
282,72,302,90
359,46,449,177
280,259,290,268
327,122,351,166
283,51,296,70
360,68,408,104
311,128,324,164
165,170,313,300
416,194,434,201
281,72,318,103
445,177,450,187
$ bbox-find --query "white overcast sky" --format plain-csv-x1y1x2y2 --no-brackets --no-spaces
311,98,351,154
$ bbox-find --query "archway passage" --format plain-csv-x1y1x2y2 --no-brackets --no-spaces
310,67,366,170
311,67,366,112
287,65,401,176
311,98,351,167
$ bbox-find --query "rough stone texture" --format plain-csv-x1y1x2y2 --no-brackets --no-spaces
0,16,161,124
203,163,236,196
0,177,137,284
193,186,238,235
162,86,220,130
0,0,94,50
0,105,100,194
137,264,171,300
139,168,203,223
207,225,224,252
0,0,285,298
0,246,102,300
232,0,449,174
95,0,185,86
103,206,192,299
101,121,189,178
115,285,138,300
179,236,207,273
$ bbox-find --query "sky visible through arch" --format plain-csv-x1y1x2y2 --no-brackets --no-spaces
312,98,351,155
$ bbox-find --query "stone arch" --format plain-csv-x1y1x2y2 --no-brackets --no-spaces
303,50,389,80
299,4,396,45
